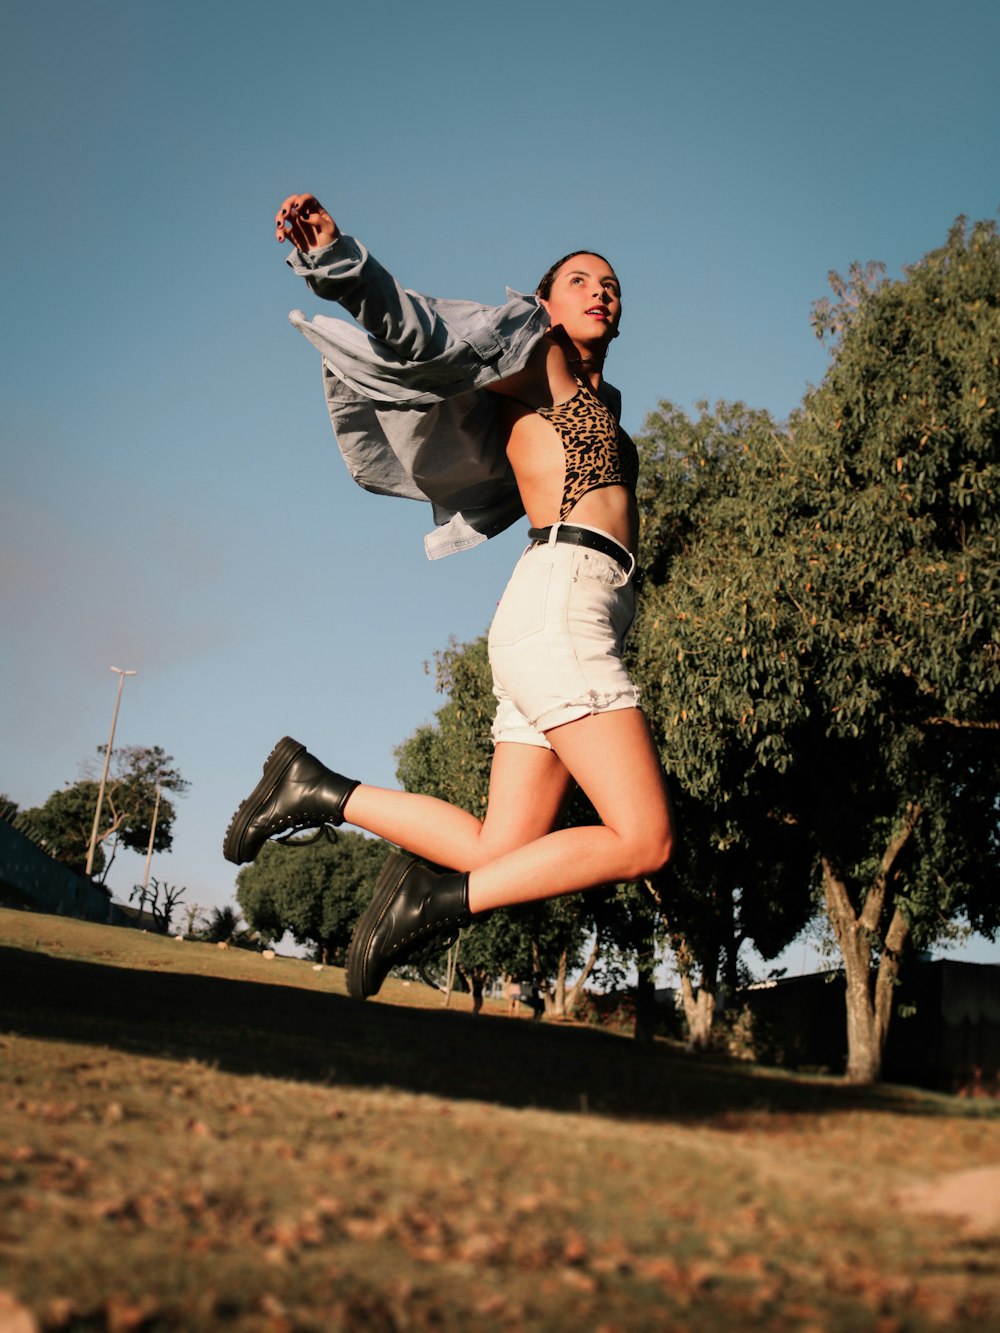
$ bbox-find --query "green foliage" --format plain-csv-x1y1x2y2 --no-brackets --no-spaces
22,745,188,879
394,637,495,819
796,218,1000,952
21,782,105,875
629,402,816,1004
236,831,389,963
630,217,1000,1078
204,905,246,944
639,218,999,906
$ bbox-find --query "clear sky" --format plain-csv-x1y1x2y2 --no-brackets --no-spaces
2,0,997,964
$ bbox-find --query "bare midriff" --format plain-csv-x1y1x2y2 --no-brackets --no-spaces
504,410,640,555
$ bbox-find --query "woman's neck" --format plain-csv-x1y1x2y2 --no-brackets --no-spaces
567,348,606,390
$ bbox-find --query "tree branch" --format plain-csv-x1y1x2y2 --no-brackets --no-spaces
859,803,924,935
820,856,855,951
565,934,602,1017
874,905,911,1045
922,716,1000,731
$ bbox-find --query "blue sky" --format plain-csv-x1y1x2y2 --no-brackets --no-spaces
2,0,997,965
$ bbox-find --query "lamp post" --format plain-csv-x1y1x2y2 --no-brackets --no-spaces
141,782,162,892
85,666,137,879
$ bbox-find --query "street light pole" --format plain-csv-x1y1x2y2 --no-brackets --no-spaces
85,666,137,879
141,782,162,892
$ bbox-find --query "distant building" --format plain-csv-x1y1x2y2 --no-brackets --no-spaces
740,961,1000,1096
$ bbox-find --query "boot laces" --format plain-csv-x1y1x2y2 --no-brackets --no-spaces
272,823,340,848
406,923,461,972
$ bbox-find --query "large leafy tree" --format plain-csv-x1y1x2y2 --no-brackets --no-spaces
23,745,187,880
632,218,1000,1082
791,216,1000,1080
236,830,389,963
630,403,816,1047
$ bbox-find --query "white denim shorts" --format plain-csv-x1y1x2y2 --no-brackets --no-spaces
487,525,641,749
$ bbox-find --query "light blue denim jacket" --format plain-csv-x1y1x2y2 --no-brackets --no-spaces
286,235,552,558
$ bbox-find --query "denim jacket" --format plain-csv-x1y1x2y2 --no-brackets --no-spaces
286,235,551,558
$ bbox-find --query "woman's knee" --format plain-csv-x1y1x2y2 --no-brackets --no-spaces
620,814,674,879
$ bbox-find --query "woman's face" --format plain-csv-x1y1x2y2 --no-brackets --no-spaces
540,254,622,343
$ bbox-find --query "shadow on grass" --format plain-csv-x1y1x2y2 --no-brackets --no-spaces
0,943,963,1123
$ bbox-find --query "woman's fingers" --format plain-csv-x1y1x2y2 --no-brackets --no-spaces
275,193,305,240
274,193,337,248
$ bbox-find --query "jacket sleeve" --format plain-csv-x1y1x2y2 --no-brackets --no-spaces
286,235,460,364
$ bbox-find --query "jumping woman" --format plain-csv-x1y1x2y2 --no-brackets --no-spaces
224,194,674,999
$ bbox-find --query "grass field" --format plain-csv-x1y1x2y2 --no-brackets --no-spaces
1,906,998,1331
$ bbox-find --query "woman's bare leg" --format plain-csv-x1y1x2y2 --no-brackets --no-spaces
342,708,672,1001
466,708,673,913
340,740,574,871
343,707,672,909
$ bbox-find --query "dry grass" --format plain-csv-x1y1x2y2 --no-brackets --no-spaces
1,906,998,1331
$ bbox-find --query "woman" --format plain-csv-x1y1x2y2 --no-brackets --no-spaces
225,194,674,1000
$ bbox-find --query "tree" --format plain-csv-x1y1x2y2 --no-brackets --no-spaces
182,901,208,937
791,216,1000,1080
629,402,817,1049
203,905,249,945
129,877,187,934
632,218,1000,1082
236,830,389,962
19,783,103,875
23,745,188,880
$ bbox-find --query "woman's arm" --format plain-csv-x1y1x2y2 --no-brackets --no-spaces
276,192,459,363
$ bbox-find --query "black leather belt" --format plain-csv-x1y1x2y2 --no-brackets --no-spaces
528,525,645,590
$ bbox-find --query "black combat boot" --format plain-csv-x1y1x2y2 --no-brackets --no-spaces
223,736,360,864
346,852,471,1000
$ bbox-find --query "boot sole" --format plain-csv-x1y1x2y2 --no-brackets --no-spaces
222,736,306,864
346,850,416,1000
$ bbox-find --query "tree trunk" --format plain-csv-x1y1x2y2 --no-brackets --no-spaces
673,936,718,1051
98,830,121,884
874,906,910,1052
820,804,920,1084
441,932,461,1007
678,972,716,1051
824,866,881,1084
548,949,568,1018
633,920,660,1043
563,934,601,1019
634,967,656,1043
530,938,550,1020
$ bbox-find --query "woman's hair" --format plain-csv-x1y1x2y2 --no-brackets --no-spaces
535,250,617,299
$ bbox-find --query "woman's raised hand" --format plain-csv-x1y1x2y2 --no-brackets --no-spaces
275,194,339,250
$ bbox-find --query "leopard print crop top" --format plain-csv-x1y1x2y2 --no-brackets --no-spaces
537,379,639,520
